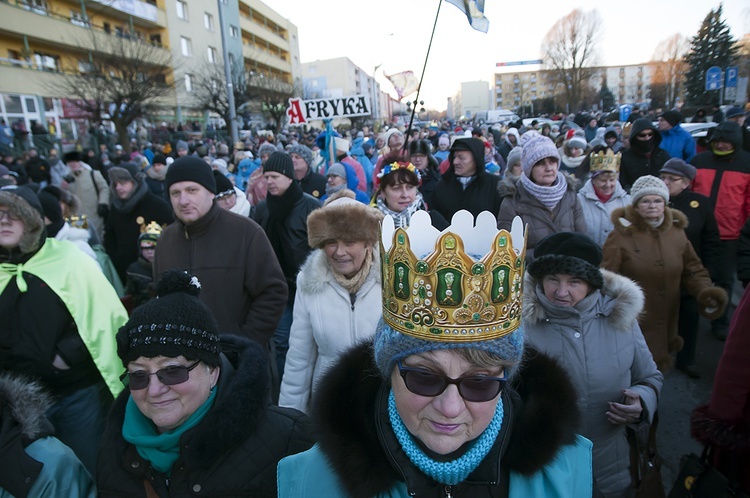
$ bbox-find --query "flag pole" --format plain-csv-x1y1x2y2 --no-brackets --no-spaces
402,0,443,154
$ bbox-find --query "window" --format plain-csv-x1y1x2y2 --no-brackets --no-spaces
185,74,193,92
34,53,59,72
70,10,89,27
204,12,214,30
176,0,188,20
207,46,217,64
230,25,239,38
181,37,192,57
78,60,94,73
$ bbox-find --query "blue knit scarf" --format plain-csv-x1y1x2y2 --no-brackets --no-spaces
122,386,217,475
388,389,504,485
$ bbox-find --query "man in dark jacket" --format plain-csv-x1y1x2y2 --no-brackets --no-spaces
252,151,320,380
691,121,750,339
289,144,325,200
431,137,502,221
153,156,287,347
104,163,172,282
619,118,671,191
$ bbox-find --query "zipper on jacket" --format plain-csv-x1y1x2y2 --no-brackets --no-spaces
349,293,356,311
444,485,453,497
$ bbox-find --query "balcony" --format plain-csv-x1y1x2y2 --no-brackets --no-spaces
239,15,288,51
241,44,291,74
89,0,166,27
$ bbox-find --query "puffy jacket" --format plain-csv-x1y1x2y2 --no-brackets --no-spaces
96,337,315,498
659,125,696,161
577,178,631,246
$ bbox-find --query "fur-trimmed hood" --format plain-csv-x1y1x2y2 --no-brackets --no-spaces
610,204,688,234
311,341,580,498
0,190,45,256
0,374,53,440
523,268,644,331
297,247,381,295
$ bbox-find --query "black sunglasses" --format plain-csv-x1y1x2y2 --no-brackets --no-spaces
397,360,506,402
121,360,201,390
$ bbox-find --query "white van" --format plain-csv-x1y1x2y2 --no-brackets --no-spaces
483,109,520,125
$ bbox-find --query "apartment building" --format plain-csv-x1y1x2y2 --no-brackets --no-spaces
449,81,491,120
0,0,298,143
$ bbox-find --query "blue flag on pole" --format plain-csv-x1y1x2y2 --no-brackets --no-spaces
445,0,489,33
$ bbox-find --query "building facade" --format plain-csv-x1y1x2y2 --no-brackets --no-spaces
450,80,491,119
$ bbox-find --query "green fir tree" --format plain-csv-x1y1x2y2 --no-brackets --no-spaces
684,5,738,106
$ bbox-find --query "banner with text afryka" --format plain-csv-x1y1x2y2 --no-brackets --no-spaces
286,95,371,125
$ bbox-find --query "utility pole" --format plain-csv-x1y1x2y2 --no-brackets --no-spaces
217,0,238,144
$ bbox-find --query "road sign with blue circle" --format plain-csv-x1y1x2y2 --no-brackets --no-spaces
705,66,723,91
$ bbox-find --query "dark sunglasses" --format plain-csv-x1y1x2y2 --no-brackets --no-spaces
121,360,201,390
397,360,506,402
636,132,654,139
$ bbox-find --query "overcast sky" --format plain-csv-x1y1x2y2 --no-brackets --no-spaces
272,0,749,111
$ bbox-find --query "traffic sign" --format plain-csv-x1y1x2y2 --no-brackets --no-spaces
619,104,633,123
725,67,738,88
705,66,723,91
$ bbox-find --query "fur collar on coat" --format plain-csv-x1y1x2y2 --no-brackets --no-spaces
296,248,381,295
523,269,645,331
0,374,53,441
610,204,688,234
311,341,581,498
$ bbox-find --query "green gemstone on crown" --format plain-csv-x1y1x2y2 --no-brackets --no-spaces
397,233,405,244
445,236,456,250
471,263,485,275
416,261,428,273
499,235,507,247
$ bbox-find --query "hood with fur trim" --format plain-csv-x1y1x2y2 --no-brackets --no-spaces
610,204,688,235
523,269,644,331
0,190,45,256
0,374,53,441
310,341,580,498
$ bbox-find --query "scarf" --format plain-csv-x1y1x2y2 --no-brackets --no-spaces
457,176,475,190
595,189,613,204
266,181,304,272
122,386,217,475
331,246,373,295
711,146,735,157
145,165,167,181
325,183,346,197
111,179,149,215
376,194,425,229
520,172,568,210
559,154,585,175
645,216,664,229
387,390,504,485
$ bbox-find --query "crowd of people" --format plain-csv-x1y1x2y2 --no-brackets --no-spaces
0,102,749,497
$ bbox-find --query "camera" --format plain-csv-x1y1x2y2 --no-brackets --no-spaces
63,174,75,183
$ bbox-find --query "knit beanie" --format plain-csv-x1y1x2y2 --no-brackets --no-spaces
659,110,682,128
567,136,587,151
438,134,450,147
108,163,141,184
38,190,63,224
116,270,221,367
630,175,669,205
212,170,234,197
384,128,404,148
211,158,230,176
506,146,523,170
288,144,313,168
527,232,604,289
258,143,277,158
373,319,524,381
152,153,167,165
217,143,229,156
175,140,188,151
326,163,347,180
63,151,82,163
521,136,559,177
263,151,294,179
166,156,217,194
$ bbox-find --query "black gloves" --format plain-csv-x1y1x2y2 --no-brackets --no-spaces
97,203,109,219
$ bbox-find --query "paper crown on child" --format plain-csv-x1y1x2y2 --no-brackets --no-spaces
380,210,527,342
589,149,621,175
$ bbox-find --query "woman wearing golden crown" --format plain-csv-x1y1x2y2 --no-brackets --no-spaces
577,146,631,247
278,212,593,497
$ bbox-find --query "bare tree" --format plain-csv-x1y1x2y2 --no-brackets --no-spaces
53,32,173,152
650,34,689,109
541,9,603,112
191,60,250,131
247,73,296,133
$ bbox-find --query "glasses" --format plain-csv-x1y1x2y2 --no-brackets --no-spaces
121,360,201,390
660,175,684,183
0,210,20,222
639,198,665,206
636,132,654,139
397,360,506,402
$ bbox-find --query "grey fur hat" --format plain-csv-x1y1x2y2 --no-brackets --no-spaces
306,190,383,248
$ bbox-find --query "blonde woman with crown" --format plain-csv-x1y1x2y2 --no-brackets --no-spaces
577,146,631,247
278,212,593,497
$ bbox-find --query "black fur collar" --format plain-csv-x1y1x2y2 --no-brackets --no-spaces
109,335,271,470
311,342,580,497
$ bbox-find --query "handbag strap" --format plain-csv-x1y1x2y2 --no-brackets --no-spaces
144,479,159,498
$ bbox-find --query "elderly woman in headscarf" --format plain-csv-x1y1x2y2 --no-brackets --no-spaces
523,232,662,497
278,212,593,496
278,192,383,412
602,176,728,371
577,147,631,246
497,135,587,259
96,270,314,497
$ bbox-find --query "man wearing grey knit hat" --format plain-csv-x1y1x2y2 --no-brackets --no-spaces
289,144,326,199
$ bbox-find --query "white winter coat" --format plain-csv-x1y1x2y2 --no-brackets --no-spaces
522,269,663,497
55,222,100,267
279,249,382,412
577,179,631,247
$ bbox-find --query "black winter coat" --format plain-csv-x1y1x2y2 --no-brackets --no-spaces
739,217,750,286
96,337,315,498
299,169,327,200
668,189,727,285
619,119,671,191
104,181,172,283
431,168,502,221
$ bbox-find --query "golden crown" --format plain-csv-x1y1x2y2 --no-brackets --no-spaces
380,211,527,343
140,220,164,236
66,214,89,229
589,149,621,174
